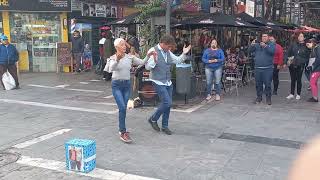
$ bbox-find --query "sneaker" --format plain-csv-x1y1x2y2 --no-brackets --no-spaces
296,95,301,100
148,118,160,132
161,128,172,135
255,97,262,104
307,97,319,102
119,132,132,143
215,94,221,101
266,97,272,105
286,94,294,99
206,95,212,101
273,91,277,95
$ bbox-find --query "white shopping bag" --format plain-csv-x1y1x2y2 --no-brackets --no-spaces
2,71,16,90
103,58,112,73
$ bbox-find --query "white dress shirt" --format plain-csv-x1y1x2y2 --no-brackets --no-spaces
145,44,187,86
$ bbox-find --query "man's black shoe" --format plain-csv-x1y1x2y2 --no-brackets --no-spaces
148,118,160,132
266,97,272,105
161,128,172,135
273,91,277,95
254,97,262,104
14,86,21,90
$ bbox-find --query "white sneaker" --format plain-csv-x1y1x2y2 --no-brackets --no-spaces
206,95,212,101
296,95,301,100
215,94,221,101
286,94,294,99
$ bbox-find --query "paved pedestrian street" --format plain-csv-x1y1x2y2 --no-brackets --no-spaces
0,72,319,180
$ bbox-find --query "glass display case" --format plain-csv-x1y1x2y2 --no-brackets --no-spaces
10,13,61,72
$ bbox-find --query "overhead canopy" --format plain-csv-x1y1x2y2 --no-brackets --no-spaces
174,12,257,29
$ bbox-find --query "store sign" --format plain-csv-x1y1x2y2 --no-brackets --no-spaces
0,0,71,12
57,42,72,66
82,2,117,18
245,0,255,17
71,0,82,11
95,4,106,17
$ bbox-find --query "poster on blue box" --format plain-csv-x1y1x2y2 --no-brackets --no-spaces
67,146,84,172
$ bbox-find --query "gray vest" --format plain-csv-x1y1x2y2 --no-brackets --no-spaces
149,46,173,84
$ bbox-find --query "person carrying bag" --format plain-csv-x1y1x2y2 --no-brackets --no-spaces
0,35,20,90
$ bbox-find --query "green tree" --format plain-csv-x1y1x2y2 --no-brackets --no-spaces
136,0,164,56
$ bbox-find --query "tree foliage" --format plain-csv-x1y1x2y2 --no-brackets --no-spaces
136,0,164,22
135,0,165,56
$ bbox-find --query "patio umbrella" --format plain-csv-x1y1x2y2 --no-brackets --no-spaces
254,17,286,30
236,12,265,27
302,26,320,32
174,12,257,29
107,12,141,26
108,12,180,26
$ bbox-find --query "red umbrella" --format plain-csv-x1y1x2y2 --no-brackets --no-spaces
302,26,320,32
289,26,320,33
99,26,111,30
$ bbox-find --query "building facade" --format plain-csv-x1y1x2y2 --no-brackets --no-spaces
0,0,70,72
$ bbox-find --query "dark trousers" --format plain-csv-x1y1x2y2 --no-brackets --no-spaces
255,68,273,98
0,64,19,89
289,65,304,95
273,64,280,92
73,53,82,71
112,80,131,133
151,83,173,129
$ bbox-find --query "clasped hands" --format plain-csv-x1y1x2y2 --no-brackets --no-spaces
209,59,218,63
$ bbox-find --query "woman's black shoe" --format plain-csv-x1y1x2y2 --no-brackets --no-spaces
307,97,319,102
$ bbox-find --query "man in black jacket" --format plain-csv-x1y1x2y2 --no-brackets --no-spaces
71,30,84,73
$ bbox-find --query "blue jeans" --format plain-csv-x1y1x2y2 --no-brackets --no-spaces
112,80,131,133
151,83,173,129
205,67,223,96
255,68,273,98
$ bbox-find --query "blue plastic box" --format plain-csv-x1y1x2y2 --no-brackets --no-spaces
65,139,96,173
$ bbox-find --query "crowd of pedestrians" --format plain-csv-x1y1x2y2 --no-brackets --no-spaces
92,30,320,143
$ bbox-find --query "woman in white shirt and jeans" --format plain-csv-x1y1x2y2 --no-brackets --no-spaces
109,38,155,143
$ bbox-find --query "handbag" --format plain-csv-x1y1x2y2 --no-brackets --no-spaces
287,56,294,66
308,57,316,67
103,58,112,73
2,71,16,90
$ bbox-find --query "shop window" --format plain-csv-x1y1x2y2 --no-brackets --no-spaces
9,13,61,72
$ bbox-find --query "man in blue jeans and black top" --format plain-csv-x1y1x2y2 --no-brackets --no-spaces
145,35,191,135
249,33,275,105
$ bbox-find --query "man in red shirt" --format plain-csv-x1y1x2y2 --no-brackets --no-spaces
269,35,284,95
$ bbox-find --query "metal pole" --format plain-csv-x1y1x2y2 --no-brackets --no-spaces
166,0,171,35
